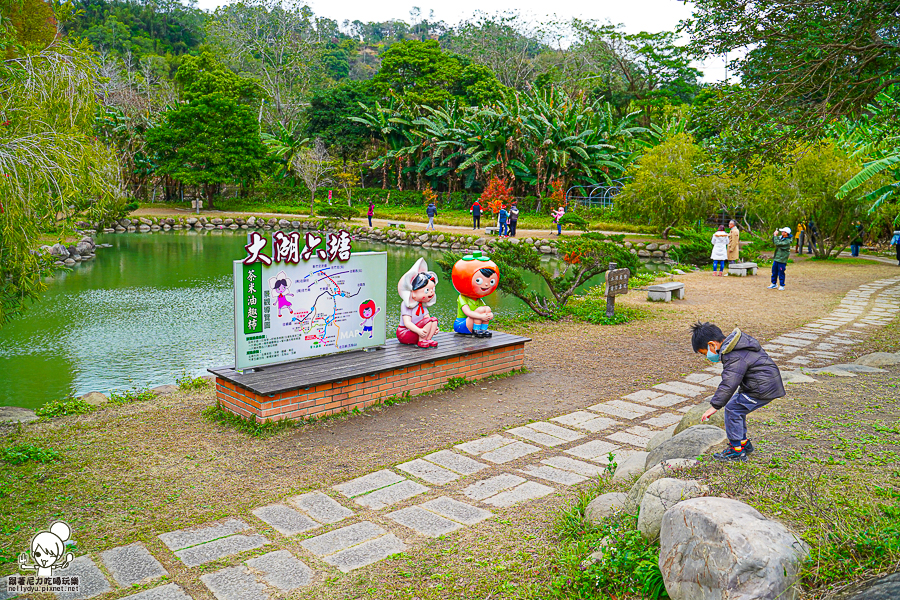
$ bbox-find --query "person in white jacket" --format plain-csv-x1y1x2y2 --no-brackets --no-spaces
711,225,730,276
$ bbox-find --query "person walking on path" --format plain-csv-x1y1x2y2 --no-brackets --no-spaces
807,220,819,254
711,225,730,276
727,220,740,264
497,205,509,237
470,200,482,230
426,201,437,230
795,222,806,255
769,227,792,290
367,201,374,228
508,203,519,237
892,230,900,265
553,207,565,235
850,221,864,256
692,322,785,462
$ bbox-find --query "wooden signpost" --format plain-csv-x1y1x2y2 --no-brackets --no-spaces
605,262,630,318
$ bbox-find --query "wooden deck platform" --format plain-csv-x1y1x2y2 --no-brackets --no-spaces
209,332,531,422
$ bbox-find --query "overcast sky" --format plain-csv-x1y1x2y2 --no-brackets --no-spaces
194,0,728,82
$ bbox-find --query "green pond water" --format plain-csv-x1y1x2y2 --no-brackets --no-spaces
0,230,615,410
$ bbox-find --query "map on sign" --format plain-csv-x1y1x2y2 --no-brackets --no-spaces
233,250,387,370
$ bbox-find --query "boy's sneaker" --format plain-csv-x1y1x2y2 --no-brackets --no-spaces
713,445,748,462
767,284,777,289
778,285,785,291
742,440,755,455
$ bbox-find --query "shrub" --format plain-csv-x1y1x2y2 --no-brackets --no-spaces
317,203,359,220
176,371,210,391
559,212,590,231
109,387,156,404
667,228,714,266
1,443,60,465
35,395,94,417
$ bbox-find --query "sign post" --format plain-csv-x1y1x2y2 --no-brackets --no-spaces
605,262,630,318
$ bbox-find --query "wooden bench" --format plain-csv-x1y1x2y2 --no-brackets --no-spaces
485,226,500,236
387,221,402,228
647,282,685,302
727,261,758,276
209,331,530,423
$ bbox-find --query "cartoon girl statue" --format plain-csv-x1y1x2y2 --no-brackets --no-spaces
18,521,74,578
269,271,293,317
451,250,499,338
358,299,381,339
397,257,439,348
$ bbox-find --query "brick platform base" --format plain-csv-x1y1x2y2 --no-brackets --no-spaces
214,341,526,423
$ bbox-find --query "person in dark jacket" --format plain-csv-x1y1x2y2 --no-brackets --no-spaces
508,203,519,237
426,202,437,230
850,221,864,257
691,322,785,462
470,200,482,230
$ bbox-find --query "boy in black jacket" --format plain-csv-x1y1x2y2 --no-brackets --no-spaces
690,322,786,462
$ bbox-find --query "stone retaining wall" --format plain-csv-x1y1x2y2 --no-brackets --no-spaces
215,342,526,423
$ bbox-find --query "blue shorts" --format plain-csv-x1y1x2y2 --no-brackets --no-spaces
363,325,373,332
454,317,472,334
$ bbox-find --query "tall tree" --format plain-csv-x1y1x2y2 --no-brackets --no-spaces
683,0,900,165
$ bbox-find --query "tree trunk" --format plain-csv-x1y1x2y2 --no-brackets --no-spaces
205,183,215,210
309,190,316,216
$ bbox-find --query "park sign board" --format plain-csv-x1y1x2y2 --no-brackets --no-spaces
233,230,387,371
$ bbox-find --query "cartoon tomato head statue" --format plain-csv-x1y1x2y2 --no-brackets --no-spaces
451,251,500,299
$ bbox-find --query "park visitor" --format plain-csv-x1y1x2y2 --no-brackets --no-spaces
426,201,437,230
768,227,792,290
892,230,900,265
692,322,785,462
498,205,509,237
807,220,819,254
727,220,740,264
508,203,519,237
711,225,730,276
850,221,864,257
367,201,374,228
794,222,806,255
553,207,565,235
471,200,482,230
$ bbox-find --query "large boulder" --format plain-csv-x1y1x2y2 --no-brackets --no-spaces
80,392,108,407
646,425,727,470
782,370,818,384
637,478,705,540
50,243,69,258
854,352,900,368
674,403,725,435
624,459,698,513
0,406,38,424
647,424,677,452
584,492,628,525
659,497,809,600
612,452,649,484
840,571,900,600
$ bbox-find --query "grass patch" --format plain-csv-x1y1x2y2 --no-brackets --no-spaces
109,386,156,404
1,443,60,465
176,371,210,391
35,395,94,417
444,377,471,391
565,286,649,325
809,256,878,265
201,402,295,438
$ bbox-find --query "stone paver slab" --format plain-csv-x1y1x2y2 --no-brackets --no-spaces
301,521,386,557
159,519,249,551
100,542,167,587
647,394,689,408
518,464,586,485
683,373,715,385
422,450,487,475
652,382,706,397
353,479,429,510
252,504,319,536
386,506,463,537
455,434,515,455
642,413,682,428
120,584,192,600
332,470,405,498
462,474,527,501
396,458,459,484
323,534,407,573
551,411,620,432
506,425,570,447
586,403,644,420
607,431,652,447
54,555,112,600
526,421,584,441
482,481,555,508
564,440,620,462
541,456,606,477
175,534,269,568
200,566,268,600
622,390,663,403
419,496,492,525
480,440,540,464
245,549,313,590
288,491,353,524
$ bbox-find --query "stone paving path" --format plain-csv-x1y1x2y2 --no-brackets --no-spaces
34,276,900,600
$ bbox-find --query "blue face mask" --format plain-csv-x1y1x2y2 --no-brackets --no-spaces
706,349,721,363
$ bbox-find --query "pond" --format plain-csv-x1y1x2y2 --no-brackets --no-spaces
0,230,613,410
